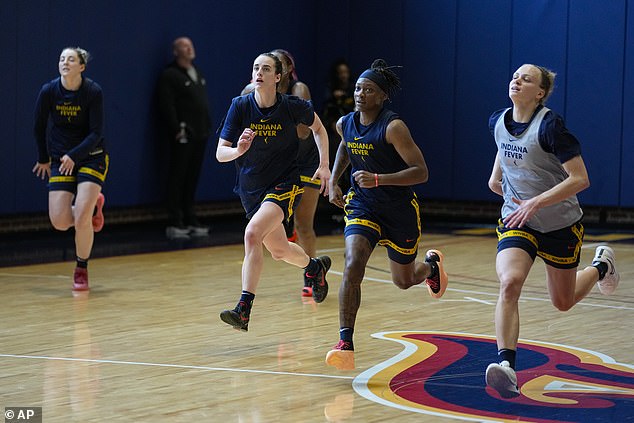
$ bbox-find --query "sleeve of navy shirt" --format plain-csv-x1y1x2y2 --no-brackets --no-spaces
488,108,507,136
66,80,105,162
288,96,315,126
219,96,244,144
538,111,582,164
33,83,52,163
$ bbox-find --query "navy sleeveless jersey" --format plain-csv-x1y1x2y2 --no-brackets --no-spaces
341,108,412,204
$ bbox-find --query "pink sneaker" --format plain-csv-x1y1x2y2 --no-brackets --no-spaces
92,193,105,232
73,267,89,291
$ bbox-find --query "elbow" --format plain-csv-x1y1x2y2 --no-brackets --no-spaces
415,165,429,184
488,178,502,194
215,148,224,163
420,170,429,184
580,178,590,192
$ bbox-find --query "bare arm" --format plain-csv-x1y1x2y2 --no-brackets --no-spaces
503,155,590,228
488,153,503,196
241,83,254,96
328,118,350,208
307,112,331,195
353,119,428,188
292,82,312,139
216,128,255,162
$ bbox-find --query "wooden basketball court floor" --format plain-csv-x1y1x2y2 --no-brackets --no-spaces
1,228,632,422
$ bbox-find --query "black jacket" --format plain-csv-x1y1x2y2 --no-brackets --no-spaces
157,61,212,141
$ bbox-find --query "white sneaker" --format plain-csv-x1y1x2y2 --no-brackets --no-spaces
188,225,210,237
166,226,191,240
593,246,619,295
486,361,520,398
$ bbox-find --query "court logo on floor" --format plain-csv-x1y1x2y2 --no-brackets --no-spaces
353,332,634,422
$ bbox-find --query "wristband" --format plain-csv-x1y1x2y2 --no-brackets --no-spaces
374,173,379,187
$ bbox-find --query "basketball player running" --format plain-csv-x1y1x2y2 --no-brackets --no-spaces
271,49,323,299
241,49,324,299
33,46,108,293
485,64,619,398
216,52,332,332
325,59,449,371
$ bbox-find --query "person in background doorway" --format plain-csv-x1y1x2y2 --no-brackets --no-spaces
158,36,212,240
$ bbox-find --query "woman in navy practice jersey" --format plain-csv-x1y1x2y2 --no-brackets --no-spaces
216,52,331,333
33,46,108,293
484,64,620,399
325,59,449,371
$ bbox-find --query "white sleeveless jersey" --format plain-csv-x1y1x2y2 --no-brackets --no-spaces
493,107,582,232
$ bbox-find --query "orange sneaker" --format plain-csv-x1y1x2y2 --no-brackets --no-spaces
92,193,105,232
326,340,355,370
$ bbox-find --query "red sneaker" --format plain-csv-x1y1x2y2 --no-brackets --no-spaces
92,193,105,232
301,285,313,297
73,267,89,291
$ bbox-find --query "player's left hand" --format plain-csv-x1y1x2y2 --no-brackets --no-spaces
353,170,379,188
503,197,540,228
59,155,75,175
312,165,331,196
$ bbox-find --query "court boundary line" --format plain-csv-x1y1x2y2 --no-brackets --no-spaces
0,353,354,380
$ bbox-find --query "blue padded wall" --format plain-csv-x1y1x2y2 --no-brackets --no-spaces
402,0,458,201
1,0,632,217
0,0,18,214
452,0,512,202
621,1,634,207
566,0,626,206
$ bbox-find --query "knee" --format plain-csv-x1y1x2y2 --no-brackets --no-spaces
293,217,314,238
49,214,71,231
498,275,524,303
552,298,574,312
392,278,414,290
243,227,263,248
343,258,366,287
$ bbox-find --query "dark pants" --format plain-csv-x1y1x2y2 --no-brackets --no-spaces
167,138,207,226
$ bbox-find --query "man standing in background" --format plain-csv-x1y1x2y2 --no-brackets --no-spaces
158,36,212,239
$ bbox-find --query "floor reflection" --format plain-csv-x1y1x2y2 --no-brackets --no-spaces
42,295,101,416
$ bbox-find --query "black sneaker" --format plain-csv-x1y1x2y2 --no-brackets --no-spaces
220,301,250,332
305,256,331,303
424,249,448,298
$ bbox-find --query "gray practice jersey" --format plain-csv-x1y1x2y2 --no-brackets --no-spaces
493,106,582,232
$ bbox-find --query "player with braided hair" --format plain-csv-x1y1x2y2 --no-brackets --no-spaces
325,59,449,370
